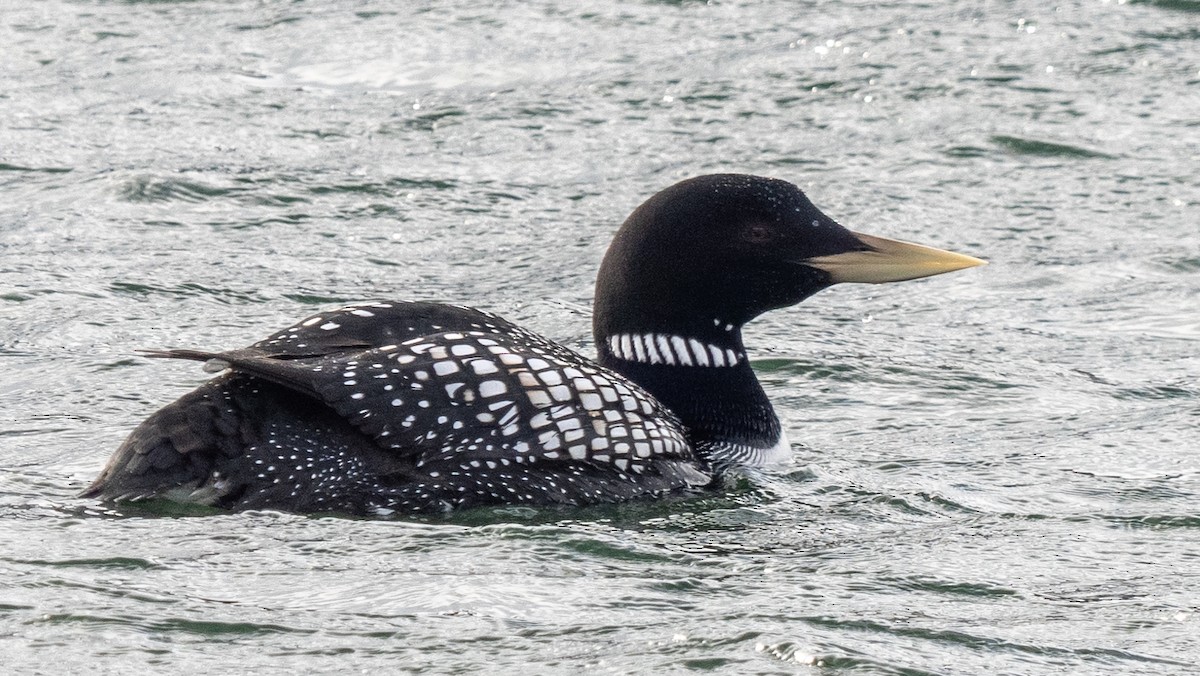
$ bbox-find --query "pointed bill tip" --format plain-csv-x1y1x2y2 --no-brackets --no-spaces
804,231,986,284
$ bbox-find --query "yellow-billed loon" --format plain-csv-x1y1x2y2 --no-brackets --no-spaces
82,174,984,515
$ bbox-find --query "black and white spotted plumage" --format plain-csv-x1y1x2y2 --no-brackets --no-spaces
85,173,982,515
87,302,707,514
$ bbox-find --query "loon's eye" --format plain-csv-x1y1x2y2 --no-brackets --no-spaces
743,223,774,244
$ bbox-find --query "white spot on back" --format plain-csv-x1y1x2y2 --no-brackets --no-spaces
479,380,507,398
471,360,499,375
580,392,603,411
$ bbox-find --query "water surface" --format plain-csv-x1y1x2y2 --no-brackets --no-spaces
2,0,1198,673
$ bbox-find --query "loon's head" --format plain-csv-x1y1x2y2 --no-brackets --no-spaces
593,173,984,359
590,173,983,458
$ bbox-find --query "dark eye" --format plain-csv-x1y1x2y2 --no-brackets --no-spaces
743,223,774,244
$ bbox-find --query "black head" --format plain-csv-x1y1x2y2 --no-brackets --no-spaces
594,174,860,341
593,173,984,343
589,174,984,456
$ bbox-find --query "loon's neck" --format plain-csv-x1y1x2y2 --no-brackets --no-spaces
593,324,783,463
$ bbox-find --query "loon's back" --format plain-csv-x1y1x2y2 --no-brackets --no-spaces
84,302,709,514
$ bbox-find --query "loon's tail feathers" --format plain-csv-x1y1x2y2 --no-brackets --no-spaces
138,348,232,373
80,375,412,512
136,347,332,399
80,377,244,504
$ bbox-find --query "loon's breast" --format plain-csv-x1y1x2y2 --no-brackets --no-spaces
699,429,793,470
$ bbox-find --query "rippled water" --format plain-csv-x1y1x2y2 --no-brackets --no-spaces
3,0,1198,673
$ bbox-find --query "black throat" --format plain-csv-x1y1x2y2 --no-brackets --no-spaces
588,174,851,460
593,325,782,455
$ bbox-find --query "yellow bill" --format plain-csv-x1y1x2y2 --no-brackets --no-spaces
804,231,986,284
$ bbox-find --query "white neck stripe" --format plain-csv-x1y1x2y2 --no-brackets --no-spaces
607,333,742,367
689,337,710,367
669,335,692,366
653,335,671,364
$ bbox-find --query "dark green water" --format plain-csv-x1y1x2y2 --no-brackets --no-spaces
3,0,1198,673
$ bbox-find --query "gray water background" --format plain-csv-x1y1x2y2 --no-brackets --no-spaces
2,0,1198,673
